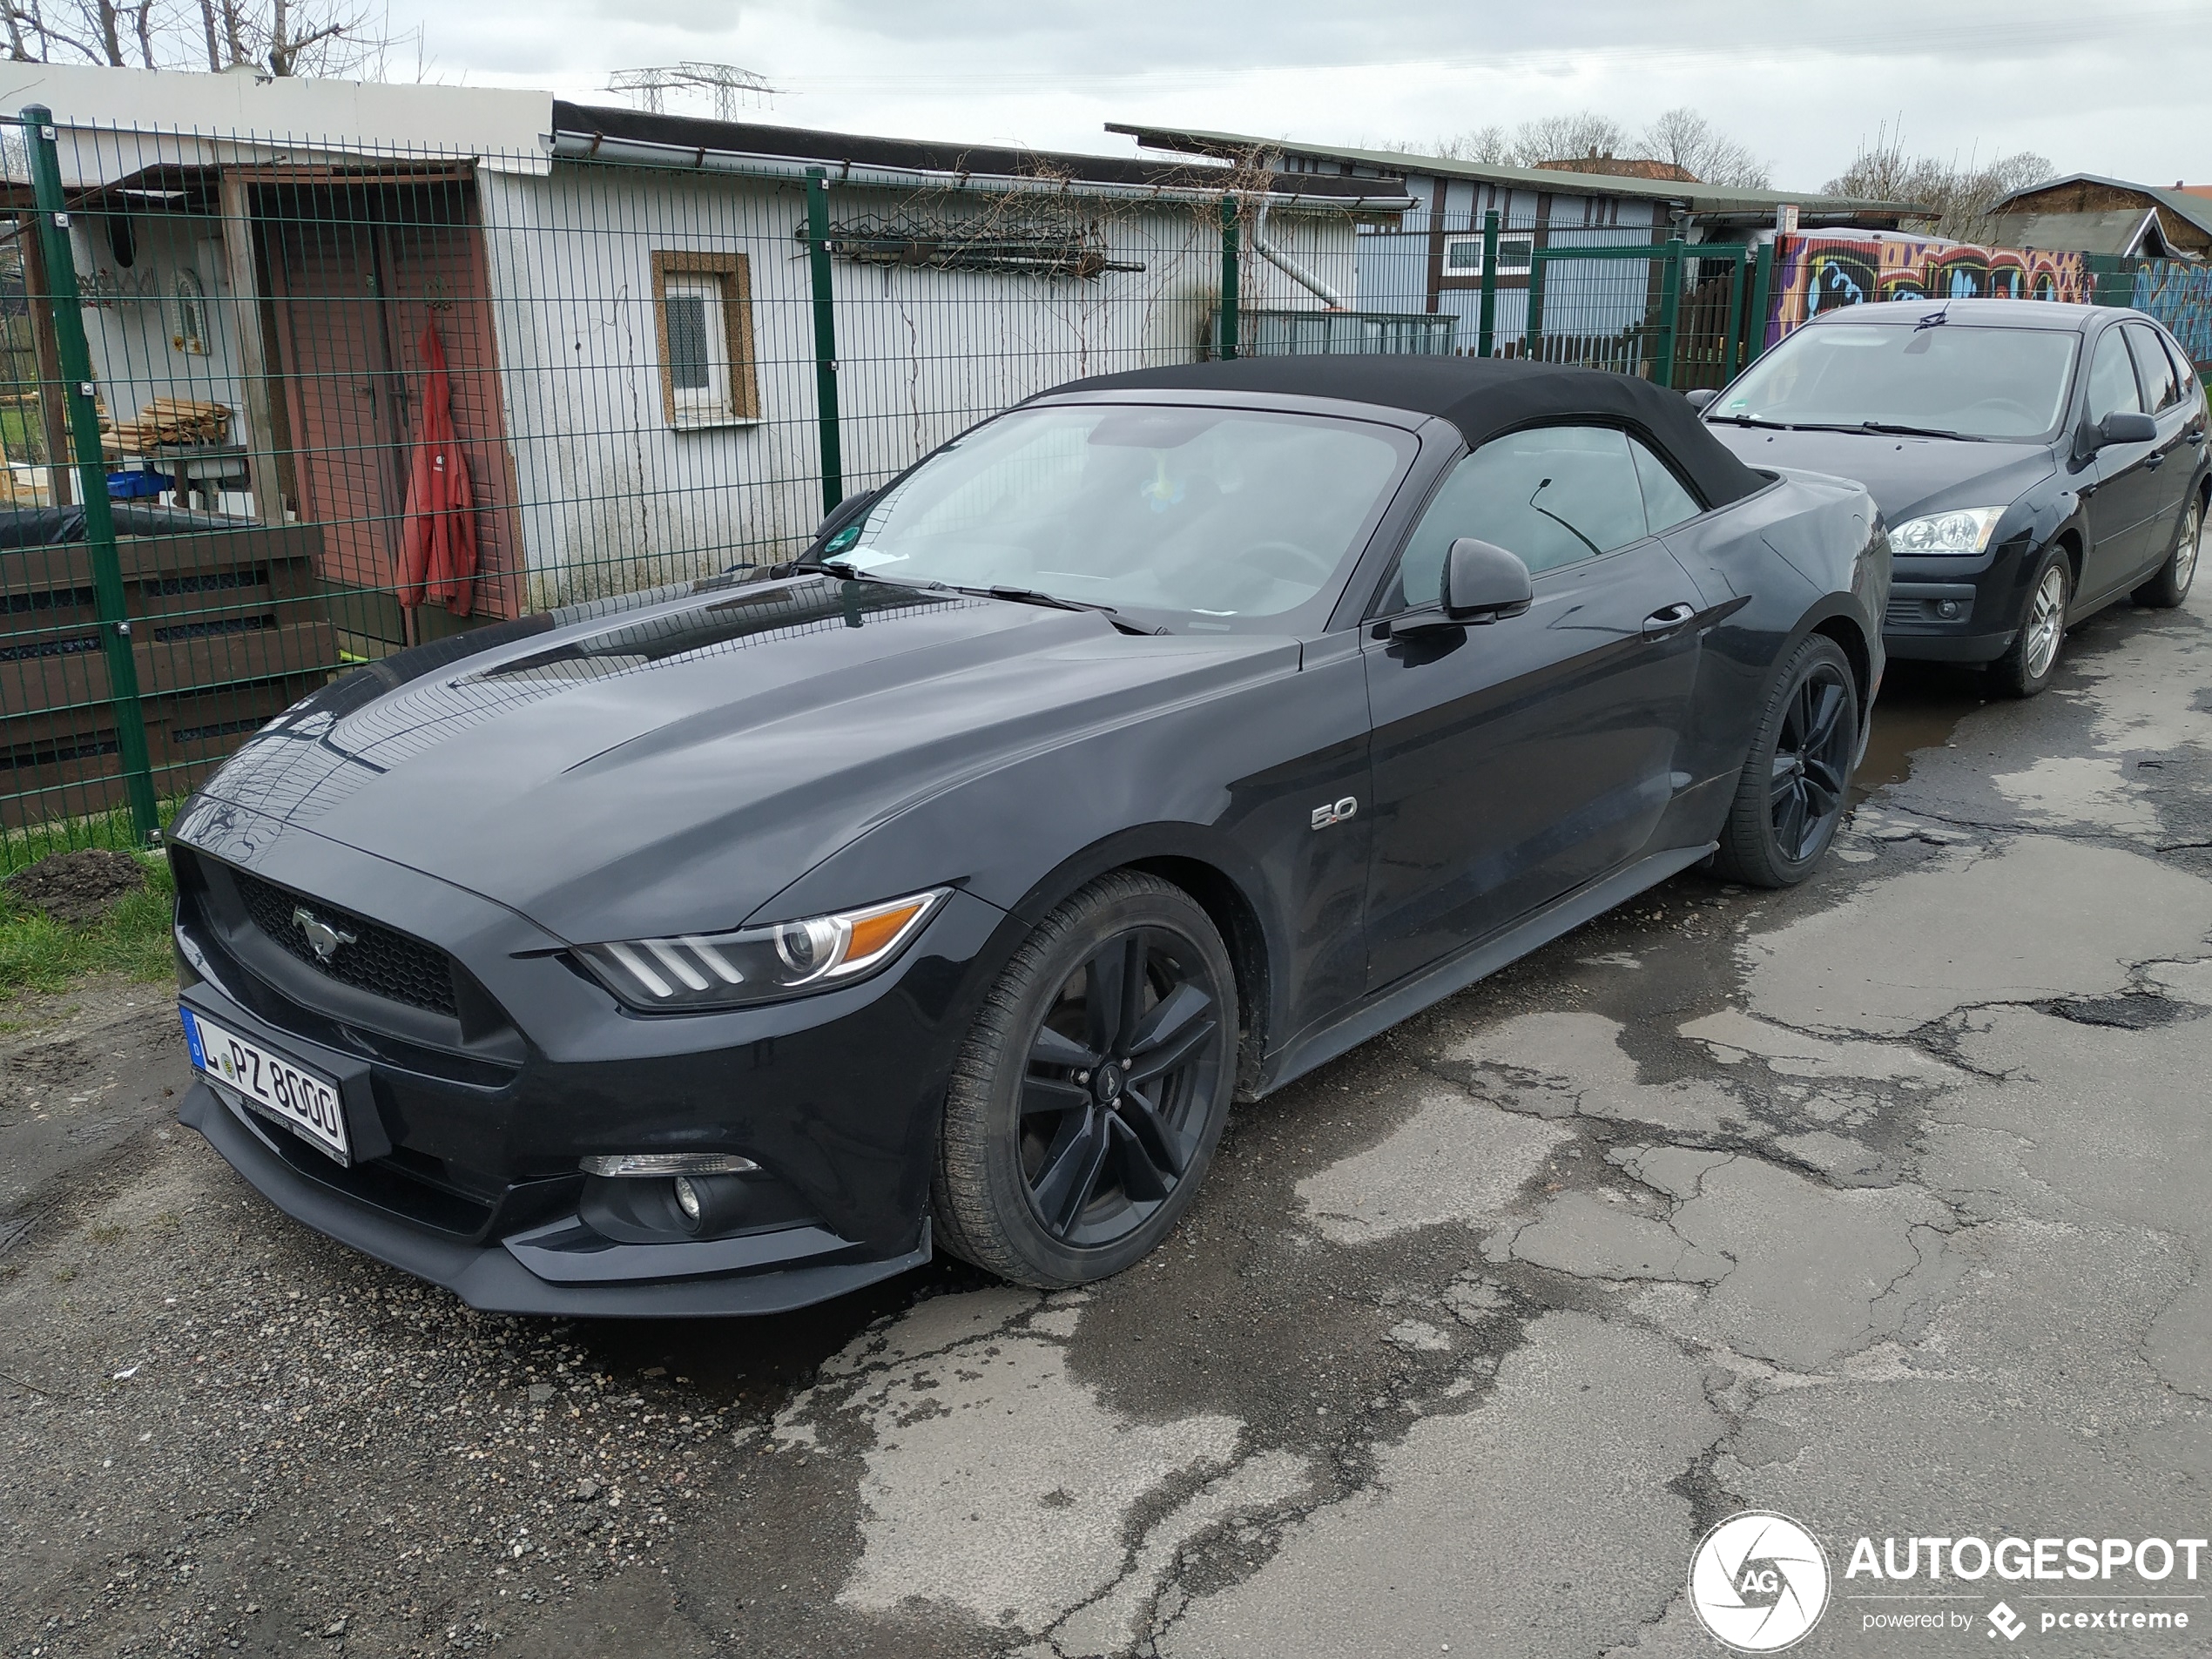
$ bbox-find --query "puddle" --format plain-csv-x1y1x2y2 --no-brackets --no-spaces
1856,662,1989,799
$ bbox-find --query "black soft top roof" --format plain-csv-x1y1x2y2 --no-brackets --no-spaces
1049,355,1767,509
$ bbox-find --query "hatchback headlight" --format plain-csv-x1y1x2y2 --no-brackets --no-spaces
1889,506,2007,555
576,889,945,1011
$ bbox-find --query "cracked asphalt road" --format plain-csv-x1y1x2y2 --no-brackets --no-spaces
5,597,2210,1657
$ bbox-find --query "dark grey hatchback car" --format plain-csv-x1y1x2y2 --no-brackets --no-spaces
1700,299,2207,696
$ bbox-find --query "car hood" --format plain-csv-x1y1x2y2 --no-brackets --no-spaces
1705,425,2057,523
181,575,1297,942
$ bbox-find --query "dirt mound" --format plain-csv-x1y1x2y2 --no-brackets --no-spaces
3,849,149,926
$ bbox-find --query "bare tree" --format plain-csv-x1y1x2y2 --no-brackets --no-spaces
3,0,400,75
1825,125,2054,242
1508,111,1633,169
1389,125,1509,165
1637,107,1771,188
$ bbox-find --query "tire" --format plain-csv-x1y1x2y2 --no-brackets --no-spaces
1988,545,2072,699
1711,633,1860,889
930,871,1238,1287
2133,490,2203,610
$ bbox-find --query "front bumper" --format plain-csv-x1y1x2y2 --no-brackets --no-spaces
167,800,1012,1316
1879,538,2036,664
181,1076,931,1316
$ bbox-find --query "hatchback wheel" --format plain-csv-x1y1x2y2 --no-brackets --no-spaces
1713,633,1859,888
931,871,1238,1286
2134,492,2203,610
1990,547,2071,698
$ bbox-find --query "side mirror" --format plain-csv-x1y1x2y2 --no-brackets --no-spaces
1443,537,1533,623
2091,410,2157,449
1683,388,1719,412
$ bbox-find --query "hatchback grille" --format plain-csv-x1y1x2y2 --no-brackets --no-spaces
232,869,459,1018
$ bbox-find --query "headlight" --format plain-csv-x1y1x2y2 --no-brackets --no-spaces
576,889,946,1011
1889,506,2007,555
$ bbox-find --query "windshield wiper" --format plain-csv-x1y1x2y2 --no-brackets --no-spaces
1703,414,1798,429
955,584,1164,636
1854,421,1984,442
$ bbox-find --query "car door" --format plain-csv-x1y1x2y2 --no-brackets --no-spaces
1360,424,1708,992
2080,322,2163,600
2124,321,2196,571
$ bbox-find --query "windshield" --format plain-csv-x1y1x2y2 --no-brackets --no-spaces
819,403,1415,633
1712,322,2080,441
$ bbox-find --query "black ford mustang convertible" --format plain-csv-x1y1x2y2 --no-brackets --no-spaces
169,357,1887,1316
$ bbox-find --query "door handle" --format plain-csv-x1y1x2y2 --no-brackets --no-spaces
1641,602,1697,637
2146,453,2166,469
2188,430,2205,445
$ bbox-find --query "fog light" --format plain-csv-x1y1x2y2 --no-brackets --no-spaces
667,1172,752,1235
1936,599,1963,619
579,1153,759,1177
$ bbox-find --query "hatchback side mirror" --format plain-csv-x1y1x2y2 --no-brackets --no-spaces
1683,388,1719,411
2090,410,2157,449
1443,537,1534,623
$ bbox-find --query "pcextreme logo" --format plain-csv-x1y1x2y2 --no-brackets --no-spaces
1689,1511,1832,1652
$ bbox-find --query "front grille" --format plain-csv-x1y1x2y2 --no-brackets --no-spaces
233,869,460,1018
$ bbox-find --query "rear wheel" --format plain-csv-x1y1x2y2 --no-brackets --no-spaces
2133,492,2202,609
1989,547,2071,698
931,872,1237,1287
1712,633,1859,889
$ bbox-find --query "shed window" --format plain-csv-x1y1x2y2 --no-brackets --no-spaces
1442,233,1534,279
651,252,759,427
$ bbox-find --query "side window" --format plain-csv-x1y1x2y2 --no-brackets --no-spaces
1629,437,1704,532
2160,330,2202,408
2125,322,2182,414
1378,425,1650,612
2085,327,2144,425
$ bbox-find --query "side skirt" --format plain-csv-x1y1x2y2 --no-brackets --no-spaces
1256,841,1718,1096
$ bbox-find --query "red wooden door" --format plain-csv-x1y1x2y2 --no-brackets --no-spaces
270,214,408,599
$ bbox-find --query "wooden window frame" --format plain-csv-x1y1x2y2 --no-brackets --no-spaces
651,250,759,428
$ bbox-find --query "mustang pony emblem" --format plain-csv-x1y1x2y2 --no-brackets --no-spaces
292,906,357,964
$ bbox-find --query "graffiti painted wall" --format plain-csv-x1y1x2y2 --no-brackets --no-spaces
1765,233,2091,349
2127,261,2212,368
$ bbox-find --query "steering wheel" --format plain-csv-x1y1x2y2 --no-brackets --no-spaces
1229,538,1335,584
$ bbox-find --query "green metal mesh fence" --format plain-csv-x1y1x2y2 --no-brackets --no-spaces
10,111,2210,868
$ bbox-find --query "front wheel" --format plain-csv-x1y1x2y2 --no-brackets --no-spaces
2133,492,2202,610
1712,633,1860,888
931,872,1238,1287
1988,546,2071,698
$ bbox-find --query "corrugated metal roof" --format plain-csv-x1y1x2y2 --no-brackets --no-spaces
1981,206,2167,257
1995,173,2212,243
551,105,1415,211
1103,122,1932,219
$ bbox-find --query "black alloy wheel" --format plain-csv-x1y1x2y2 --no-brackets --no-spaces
1713,633,1861,888
932,872,1238,1286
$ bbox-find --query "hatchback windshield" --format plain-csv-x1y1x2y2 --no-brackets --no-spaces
821,403,1414,632
1713,322,2080,441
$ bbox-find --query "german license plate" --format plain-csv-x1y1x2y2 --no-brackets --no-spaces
181,1007,351,1165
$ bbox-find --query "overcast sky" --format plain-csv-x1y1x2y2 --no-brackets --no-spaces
398,0,2212,189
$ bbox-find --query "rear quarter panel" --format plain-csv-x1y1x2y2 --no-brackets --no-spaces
1661,470,1890,810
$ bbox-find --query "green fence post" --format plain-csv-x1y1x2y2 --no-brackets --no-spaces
23,105,158,845
1721,252,1745,383
1524,253,1546,361
1743,240,1775,367
1218,193,1239,361
1654,236,1685,388
1476,209,1499,358
805,167,843,516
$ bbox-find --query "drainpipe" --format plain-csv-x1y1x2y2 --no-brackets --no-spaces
1251,187,1346,309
